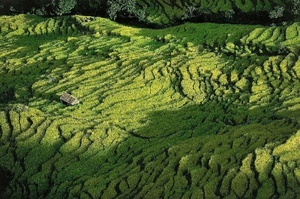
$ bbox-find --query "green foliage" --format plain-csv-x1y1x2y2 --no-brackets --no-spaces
269,6,285,19
231,172,248,197
1,0,299,26
254,148,274,183
24,0,77,16
256,178,276,198
54,0,77,16
0,14,300,199
289,0,300,17
107,0,146,21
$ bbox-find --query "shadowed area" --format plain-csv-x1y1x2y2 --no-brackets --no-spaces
0,167,13,195
0,102,299,198
0,14,300,198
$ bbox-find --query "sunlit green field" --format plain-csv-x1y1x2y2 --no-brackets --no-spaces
0,14,300,198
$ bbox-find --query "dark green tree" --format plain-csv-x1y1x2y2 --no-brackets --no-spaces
76,0,106,16
290,0,300,17
52,0,77,15
107,0,146,21
269,6,285,19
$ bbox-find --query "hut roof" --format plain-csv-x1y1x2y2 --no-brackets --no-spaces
60,92,79,105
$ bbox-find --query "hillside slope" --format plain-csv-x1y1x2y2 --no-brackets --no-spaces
1,0,298,26
0,15,300,198
134,0,296,25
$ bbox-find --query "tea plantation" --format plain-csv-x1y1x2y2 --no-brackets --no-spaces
0,14,300,198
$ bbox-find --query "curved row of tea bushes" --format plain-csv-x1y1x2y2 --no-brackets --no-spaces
0,15,300,198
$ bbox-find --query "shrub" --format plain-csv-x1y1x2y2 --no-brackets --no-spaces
107,0,146,21
0,0,24,14
182,6,198,20
53,0,77,16
85,0,107,16
28,0,76,16
182,6,236,23
289,0,300,20
269,6,285,19
224,9,235,19
231,172,248,198
33,7,47,15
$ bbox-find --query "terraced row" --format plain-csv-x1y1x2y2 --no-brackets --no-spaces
135,0,286,25
0,15,300,198
0,15,87,38
1,105,300,198
239,22,300,54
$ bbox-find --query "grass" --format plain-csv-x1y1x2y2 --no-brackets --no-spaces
0,14,300,198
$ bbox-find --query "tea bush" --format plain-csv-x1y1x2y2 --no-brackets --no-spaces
0,14,300,198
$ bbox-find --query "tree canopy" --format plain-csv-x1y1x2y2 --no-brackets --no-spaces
0,0,299,26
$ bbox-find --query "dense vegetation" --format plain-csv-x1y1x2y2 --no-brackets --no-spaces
1,0,300,26
0,13,300,198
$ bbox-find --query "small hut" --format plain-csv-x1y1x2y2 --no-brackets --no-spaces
60,92,79,106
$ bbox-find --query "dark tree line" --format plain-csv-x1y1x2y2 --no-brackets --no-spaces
0,0,146,21
181,1,300,25
0,0,104,16
0,0,299,26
